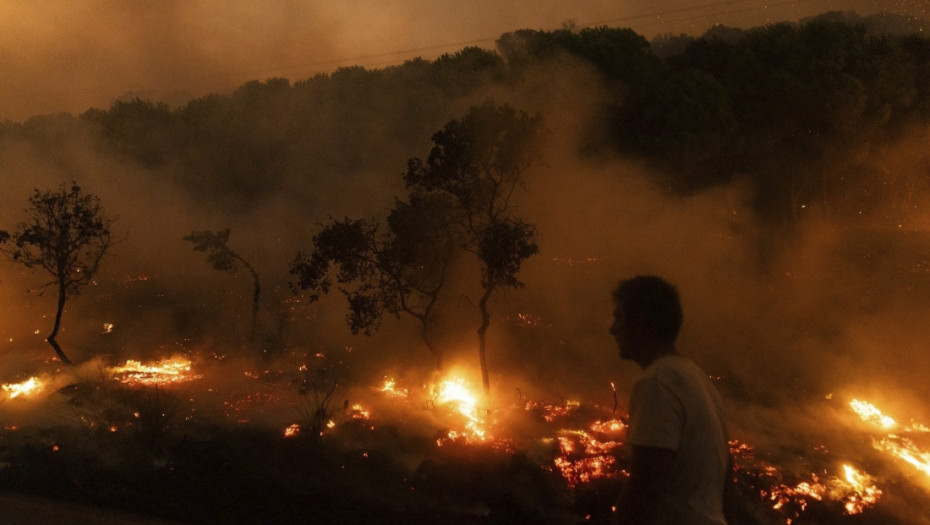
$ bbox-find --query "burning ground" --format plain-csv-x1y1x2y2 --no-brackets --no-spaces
2,283,930,525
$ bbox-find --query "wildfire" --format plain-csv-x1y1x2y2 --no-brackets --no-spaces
839,464,882,514
108,356,202,386
850,399,897,429
379,378,408,398
849,398,930,480
283,423,300,438
765,464,882,517
525,399,581,422
2,377,44,399
551,417,626,488
349,404,371,420
434,376,488,443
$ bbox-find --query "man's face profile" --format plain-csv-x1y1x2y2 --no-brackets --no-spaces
611,303,635,360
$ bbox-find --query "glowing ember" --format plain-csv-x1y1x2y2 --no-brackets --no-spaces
283,423,300,438
551,417,625,488
765,464,882,518
350,404,371,420
108,356,202,385
379,378,408,398
2,377,44,399
524,399,581,422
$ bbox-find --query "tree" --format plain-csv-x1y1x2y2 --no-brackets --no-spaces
184,229,261,341
290,191,458,369
405,102,545,393
0,183,115,365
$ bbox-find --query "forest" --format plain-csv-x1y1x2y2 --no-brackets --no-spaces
0,9,930,525
2,11,928,228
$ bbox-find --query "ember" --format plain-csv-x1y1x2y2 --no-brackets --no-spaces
550,416,626,488
2,377,44,399
107,356,202,386
283,423,300,438
525,399,582,422
379,377,408,398
764,464,882,517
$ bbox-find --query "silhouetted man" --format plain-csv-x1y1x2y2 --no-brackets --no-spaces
611,275,732,524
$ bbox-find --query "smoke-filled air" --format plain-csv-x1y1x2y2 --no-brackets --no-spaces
1,2,930,524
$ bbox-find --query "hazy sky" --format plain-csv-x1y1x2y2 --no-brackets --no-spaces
1,0,926,122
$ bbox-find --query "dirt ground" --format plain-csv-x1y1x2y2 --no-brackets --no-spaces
0,492,185,525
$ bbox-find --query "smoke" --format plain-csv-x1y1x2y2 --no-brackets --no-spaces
2,11,930,523
2,0,925,122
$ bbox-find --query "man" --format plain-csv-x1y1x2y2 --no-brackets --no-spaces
611,275,733,524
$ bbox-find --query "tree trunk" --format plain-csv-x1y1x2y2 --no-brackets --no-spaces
47,283,73,365
421,322,443,372
476,285,494,395
245,262,261,342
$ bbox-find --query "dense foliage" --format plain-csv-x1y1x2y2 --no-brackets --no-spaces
1,11,928,227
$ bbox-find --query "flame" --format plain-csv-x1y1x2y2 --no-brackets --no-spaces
435,376,488,443
839,464,882,514
108,356,202,386
2,377,44,399
848,398,930,481
283,423,300,438
350,404,371,420
850,399,897,429
765,465,882,517
379,378,408,398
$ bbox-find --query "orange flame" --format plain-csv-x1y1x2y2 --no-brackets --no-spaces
849,398,930,481
108,356,202,386
2,377,44,399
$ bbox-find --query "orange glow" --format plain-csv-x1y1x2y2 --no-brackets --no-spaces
848,398,930,481
283,423,300,438
850,399,897,429
350,404,371,420
108,356,202,386
838,464,882,515
434,376,488,443
551,417,626,488
379,378,408,398
2,376,44,399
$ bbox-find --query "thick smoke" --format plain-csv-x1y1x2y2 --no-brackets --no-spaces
2,10,930,524
2,0,924,121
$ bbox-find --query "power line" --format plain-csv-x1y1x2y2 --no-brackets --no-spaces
14,0,839,109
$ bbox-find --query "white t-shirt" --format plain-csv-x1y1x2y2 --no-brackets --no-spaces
627,353,729,525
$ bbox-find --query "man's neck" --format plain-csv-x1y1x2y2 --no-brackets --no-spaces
637,344,677,369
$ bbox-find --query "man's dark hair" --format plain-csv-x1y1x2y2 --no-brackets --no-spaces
612,275,683,343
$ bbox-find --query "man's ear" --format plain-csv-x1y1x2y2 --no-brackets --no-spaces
629,310,649,334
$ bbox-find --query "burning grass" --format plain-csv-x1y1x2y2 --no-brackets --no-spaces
0,350,928,524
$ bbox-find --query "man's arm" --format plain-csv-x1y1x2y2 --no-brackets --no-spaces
618,445,676,525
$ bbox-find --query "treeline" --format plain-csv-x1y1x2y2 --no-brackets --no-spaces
2,11,929,226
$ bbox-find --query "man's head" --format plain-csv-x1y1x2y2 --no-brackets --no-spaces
610,275,683,367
